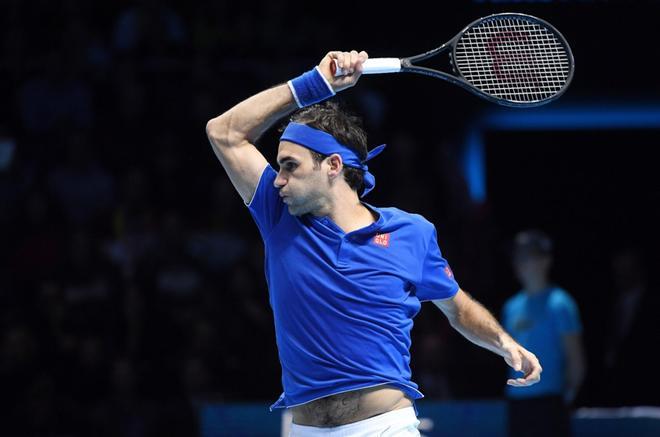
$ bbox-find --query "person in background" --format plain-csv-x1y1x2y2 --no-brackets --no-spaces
502,229,586,437
602,247,658,406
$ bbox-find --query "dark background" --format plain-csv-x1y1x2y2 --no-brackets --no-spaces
1,0,658,435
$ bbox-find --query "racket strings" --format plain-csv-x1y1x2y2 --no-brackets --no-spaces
454,17,571,103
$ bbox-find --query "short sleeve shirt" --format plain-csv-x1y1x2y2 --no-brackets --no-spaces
247,165,460,410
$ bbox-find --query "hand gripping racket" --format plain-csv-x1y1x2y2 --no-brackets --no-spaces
335,13,574,107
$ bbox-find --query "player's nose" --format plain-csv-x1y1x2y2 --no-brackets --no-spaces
274,172,287,188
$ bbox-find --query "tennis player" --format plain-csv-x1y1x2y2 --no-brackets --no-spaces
206,50,542,436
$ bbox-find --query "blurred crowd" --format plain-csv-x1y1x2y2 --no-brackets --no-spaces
0,1,306,434
0,1,657,436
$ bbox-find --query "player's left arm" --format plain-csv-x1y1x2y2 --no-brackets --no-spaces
433,289,542,387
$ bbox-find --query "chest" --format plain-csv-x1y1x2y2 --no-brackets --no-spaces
266,217,423,301
275,217,416,267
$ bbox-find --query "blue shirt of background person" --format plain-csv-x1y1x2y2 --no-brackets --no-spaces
503,285,581,398
501,230,586,403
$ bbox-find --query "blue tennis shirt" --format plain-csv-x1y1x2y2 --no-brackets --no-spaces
246,164,460,412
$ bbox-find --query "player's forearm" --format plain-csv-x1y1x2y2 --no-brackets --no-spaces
206,84,298,149
447,296,516,357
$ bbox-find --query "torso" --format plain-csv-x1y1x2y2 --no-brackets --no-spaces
291,385,412,427
250,167,451,420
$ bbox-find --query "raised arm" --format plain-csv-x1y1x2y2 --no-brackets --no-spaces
205,84,293,204
205,50,368,204
433,289,542,387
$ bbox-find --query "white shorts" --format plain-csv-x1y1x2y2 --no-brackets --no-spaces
288,406,420,437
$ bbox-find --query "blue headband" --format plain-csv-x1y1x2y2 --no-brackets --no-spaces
280,122,386,197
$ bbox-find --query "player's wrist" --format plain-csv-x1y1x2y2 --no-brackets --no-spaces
497,333,517,354
287,66,336,108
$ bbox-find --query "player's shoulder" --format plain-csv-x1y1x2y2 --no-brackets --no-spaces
377,206,435,230
376,206,437,241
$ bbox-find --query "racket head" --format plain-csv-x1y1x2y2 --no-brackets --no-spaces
450,13,575,107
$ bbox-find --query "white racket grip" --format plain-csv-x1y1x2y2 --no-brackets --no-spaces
334,58,402,76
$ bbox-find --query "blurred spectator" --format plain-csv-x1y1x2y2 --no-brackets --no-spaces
58,0,112,75
47,132,116,228
388,131,426,213
413,331,452,399
1,1,23,80
105,166,159,280
151,212,203,299
0,324,43,434
58,229,119,305
501,230,586,437
103,357,150,436
190,2,230,57
10,191,64,289
111,60,148,129
112,0,186,59
185,176,249,272
181,355,216,405
17,50,93,135
0,129,36,239
601,247,659,406
150,131,191,210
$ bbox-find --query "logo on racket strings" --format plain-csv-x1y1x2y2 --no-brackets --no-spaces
487,31,541,90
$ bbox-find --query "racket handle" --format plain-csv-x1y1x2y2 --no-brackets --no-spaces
333,58,401,76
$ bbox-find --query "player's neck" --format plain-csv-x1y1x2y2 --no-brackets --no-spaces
316,187,375,234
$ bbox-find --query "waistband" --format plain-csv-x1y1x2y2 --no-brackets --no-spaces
289,406,417,436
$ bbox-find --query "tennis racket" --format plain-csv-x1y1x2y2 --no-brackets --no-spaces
334,13,574,107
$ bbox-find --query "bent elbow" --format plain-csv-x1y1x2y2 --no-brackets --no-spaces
206,116,229,147
206,113,247,151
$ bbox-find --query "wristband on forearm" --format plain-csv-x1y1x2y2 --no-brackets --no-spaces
287,66,336,108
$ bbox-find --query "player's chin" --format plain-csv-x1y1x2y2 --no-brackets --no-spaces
284,196,312,216
286,203,304,216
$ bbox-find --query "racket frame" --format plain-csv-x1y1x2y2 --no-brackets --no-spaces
401,13,574,107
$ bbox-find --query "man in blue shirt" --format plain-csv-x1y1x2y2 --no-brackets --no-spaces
207,50,542,436
502,230,586,437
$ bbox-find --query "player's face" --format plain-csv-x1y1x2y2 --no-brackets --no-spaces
274,142,328,216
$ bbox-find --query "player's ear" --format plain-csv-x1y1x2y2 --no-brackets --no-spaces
327,154,343,178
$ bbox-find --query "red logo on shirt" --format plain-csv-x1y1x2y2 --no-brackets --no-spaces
444,266,454,278
373,233,390,247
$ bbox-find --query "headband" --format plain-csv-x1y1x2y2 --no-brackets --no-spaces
280,122,386,197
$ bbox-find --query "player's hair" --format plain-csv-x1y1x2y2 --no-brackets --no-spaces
285,101,368,194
